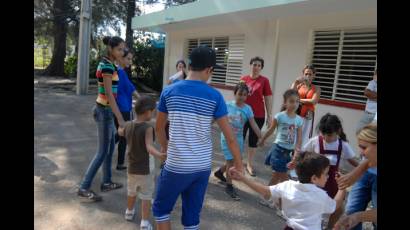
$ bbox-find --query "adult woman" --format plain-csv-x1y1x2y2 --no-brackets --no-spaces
241,56,273,176
335,124,377,230
167,60,187,85
114,48,140,170
77,36,126,202
291,64,321,147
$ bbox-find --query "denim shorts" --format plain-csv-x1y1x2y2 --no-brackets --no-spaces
264,143,292,173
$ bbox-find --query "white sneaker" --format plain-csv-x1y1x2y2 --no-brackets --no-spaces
140,222,153,230
258,198,276,209
275,208,286,220
124,209,135,221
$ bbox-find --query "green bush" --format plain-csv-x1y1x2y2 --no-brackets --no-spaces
64,56,78,77
64,55,99,79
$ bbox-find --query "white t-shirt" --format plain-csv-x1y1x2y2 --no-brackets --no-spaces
365,80,377,114
270,180,336,230
302,136,356,166
372,112,377,123
169,71,184,82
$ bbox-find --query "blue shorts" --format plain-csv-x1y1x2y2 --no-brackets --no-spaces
264,143,292,173
152,168,211,229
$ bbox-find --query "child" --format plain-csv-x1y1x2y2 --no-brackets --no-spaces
230,151,347,230
153,46,243,230
258,89,303,188
214,81,262,200
302,113,359,228
118,95,166,230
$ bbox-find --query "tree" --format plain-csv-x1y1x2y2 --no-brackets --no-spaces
42,0,69,76
35,0,128,76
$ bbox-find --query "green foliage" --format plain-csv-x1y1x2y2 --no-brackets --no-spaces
64,55,100,78
132,41,164,91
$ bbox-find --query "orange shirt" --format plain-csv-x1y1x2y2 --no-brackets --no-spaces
298,84,316,117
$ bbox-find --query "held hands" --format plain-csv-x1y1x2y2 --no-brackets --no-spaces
158,152,167,162
257,138,265,147
228,167,245,181
118,127,125,136
287,160,297,170
333,213,360,230
335,171,354,190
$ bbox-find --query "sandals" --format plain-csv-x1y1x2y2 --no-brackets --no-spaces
246,165,256,177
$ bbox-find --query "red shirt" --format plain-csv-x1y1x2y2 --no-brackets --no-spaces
240,75,273,118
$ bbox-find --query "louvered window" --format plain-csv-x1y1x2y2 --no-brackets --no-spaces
309,29,377,104
186,35,245,86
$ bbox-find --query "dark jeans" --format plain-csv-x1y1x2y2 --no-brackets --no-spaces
114,111,132,166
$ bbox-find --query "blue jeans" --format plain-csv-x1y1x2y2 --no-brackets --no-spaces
80,105,116,190
345,170,377,230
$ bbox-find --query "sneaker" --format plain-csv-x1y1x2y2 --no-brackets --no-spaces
275,208,286,220
124,209,135,221
100,182,123,192
77,189,102,202
116,164,127,171
225,185,240,201
140,222,153,230
258,198,275,209
214,169,227,183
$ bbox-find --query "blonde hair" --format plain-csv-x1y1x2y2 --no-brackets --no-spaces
357,123,377,144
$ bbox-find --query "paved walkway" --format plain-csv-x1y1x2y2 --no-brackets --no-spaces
34,76,287,230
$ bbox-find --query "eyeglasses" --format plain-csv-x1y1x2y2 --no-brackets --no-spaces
252,63,262,67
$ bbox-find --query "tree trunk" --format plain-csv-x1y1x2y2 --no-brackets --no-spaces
42,0,68,76
125,0,136,78
74,20,80,57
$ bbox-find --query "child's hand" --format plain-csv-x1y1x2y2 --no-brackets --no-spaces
333,213,360,230
159,153,167,162
335,171,353,190
257,139,265,147
287,160,296,170
118,127,125,136
229,167,244,181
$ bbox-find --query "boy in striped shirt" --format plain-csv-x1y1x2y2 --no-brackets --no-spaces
153,46,244,230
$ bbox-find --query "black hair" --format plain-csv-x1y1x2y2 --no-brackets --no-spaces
134,95,156,115
234,81,249,95
176,60,186,69
249,56,264,69
280,89,300,111
103,36,125,48
123,47,134,58
102,36,125,57
176,60,187,79
295,151,330,184
317,113,347,142
302,64,316,74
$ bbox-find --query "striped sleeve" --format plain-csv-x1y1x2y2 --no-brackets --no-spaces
101,63,115,76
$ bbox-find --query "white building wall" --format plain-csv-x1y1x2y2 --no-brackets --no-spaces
163,8,376,165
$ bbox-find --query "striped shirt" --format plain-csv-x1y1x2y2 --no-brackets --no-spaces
95,57,119,106
157,80,228,173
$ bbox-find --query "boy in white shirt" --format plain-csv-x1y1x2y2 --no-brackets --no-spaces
230,152,346,230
